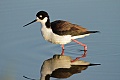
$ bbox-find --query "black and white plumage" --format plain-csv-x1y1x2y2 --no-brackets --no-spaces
23,11,99,61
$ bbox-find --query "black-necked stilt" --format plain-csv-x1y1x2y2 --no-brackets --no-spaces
23,11,99,61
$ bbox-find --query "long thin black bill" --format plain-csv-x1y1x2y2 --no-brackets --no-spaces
23,19,37,27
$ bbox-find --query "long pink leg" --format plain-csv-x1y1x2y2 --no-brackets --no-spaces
61,44,65,55
71,39,87,62
71,39,87,51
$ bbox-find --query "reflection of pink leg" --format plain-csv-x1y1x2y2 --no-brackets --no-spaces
61,44,65,55
71,50,87,62
71,39,87,62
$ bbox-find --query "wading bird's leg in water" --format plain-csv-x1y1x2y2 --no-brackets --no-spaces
71,39,87,62
61,44,65,55
71,39,87,51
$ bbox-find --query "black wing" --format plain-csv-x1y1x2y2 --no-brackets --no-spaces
51,20,88,36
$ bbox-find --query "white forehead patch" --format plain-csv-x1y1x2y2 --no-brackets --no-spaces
40,15,42,18
36,17,48,23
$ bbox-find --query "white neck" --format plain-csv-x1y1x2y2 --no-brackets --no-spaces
40,19,52,42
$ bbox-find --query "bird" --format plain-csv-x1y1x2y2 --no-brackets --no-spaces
23,11,99,62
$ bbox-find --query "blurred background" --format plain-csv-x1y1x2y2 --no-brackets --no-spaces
0,0,120,80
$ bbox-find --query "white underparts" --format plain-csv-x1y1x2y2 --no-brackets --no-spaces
41,26,71,44
71,34,90,39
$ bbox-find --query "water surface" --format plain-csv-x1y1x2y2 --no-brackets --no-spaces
0,0,120,80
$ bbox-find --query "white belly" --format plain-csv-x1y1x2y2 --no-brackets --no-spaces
41,27,72,44
51,34,72,44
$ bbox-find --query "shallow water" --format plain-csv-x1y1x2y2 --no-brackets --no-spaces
0,0,120,80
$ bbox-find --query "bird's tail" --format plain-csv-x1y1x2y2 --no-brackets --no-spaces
82,31,100,35
87,31,100,33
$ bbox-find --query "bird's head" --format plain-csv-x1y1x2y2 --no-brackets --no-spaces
23,11,50,27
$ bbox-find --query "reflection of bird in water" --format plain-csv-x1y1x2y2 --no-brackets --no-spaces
40,55,100,80
23,65,90,80
23,11,99,62
23,55,100,80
